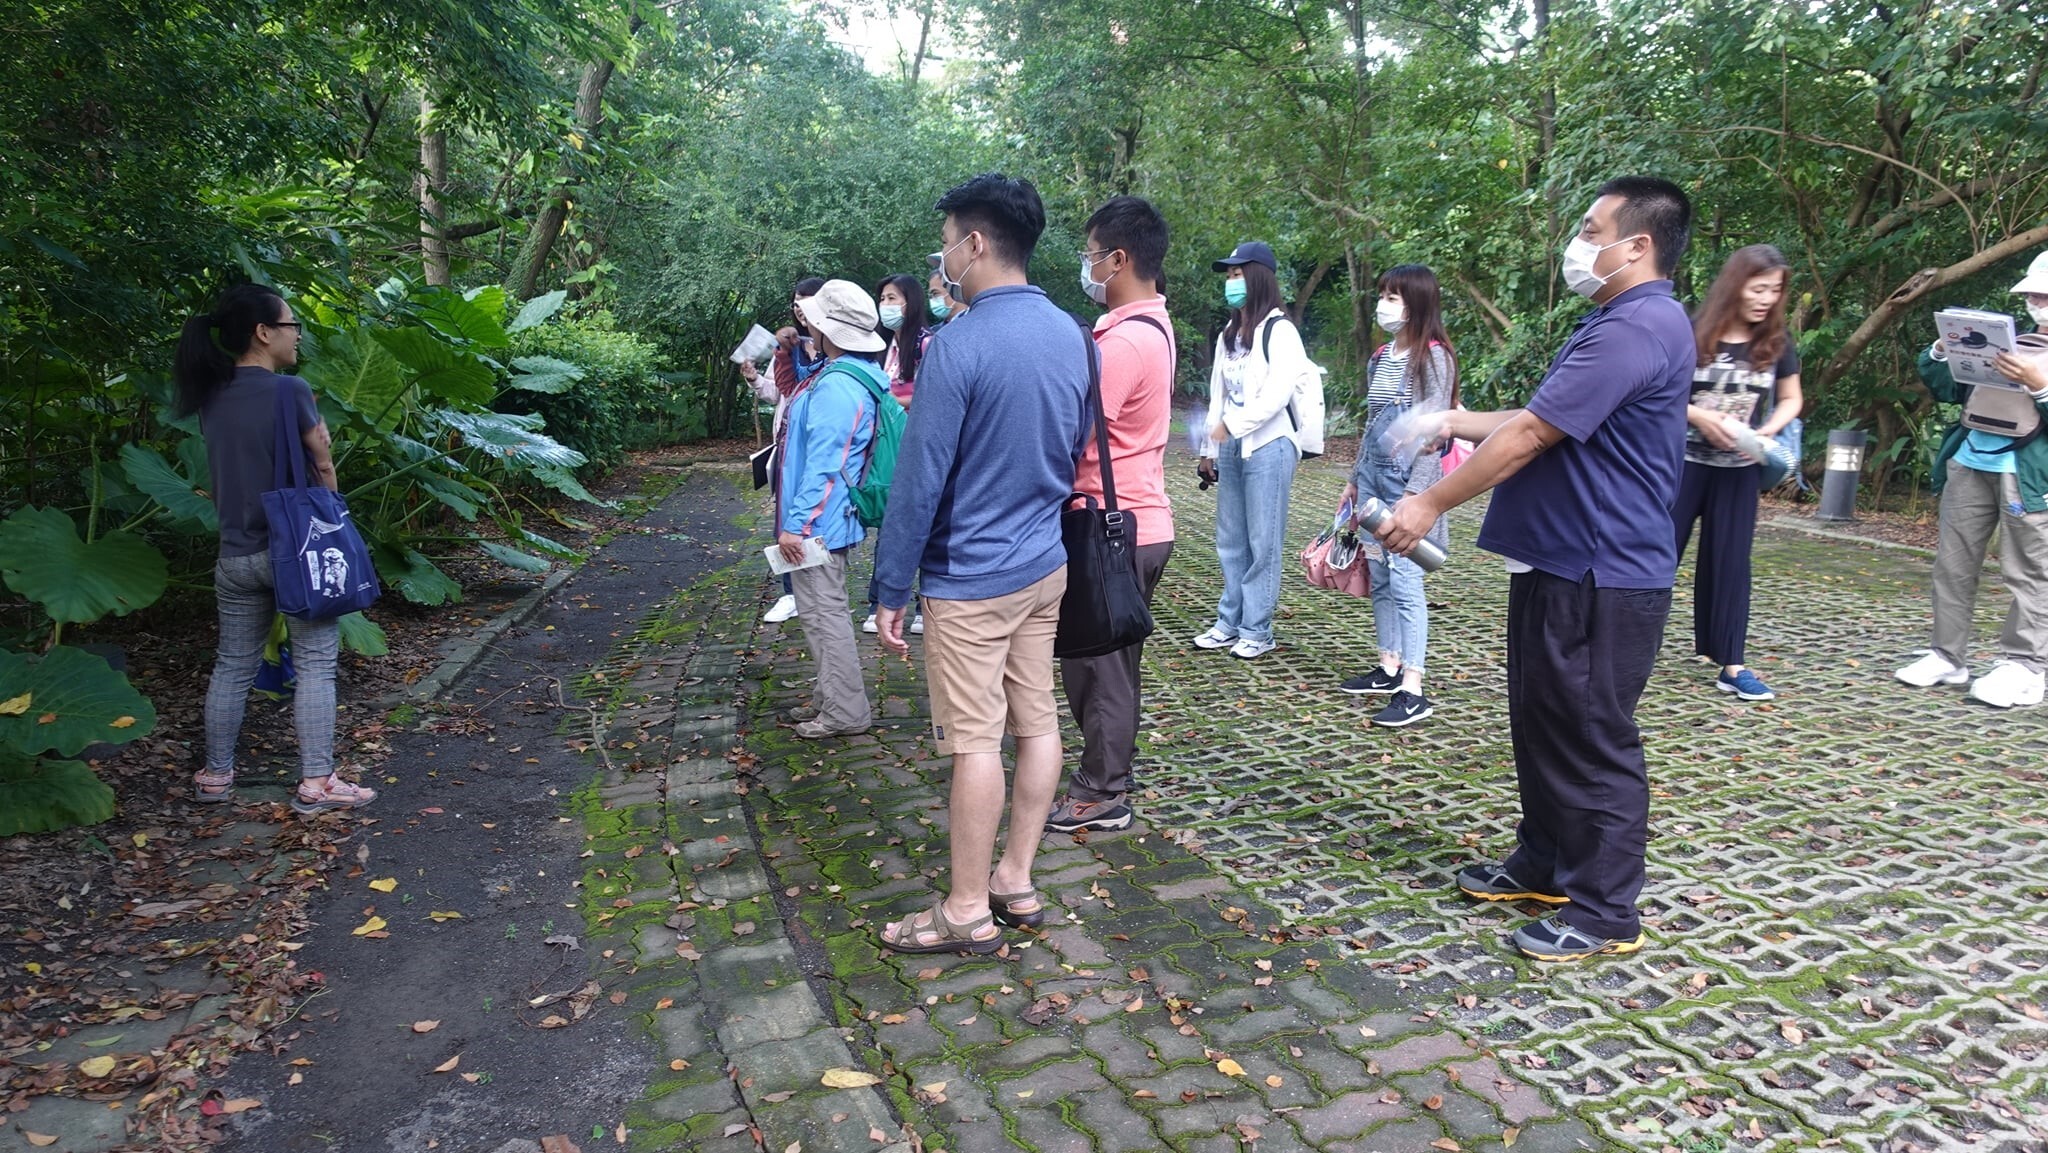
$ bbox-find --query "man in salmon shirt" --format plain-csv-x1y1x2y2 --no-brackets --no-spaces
1046,196,1178,835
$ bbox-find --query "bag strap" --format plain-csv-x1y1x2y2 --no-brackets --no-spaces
1082,323,1116,513
272,380,309,492
1258,314,1283,363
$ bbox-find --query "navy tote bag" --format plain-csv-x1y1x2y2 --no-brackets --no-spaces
262,384,380,619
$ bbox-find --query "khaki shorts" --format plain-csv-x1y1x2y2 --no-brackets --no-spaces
921,567,1068,755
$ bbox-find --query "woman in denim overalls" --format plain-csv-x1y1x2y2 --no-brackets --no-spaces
1341,264,1457,728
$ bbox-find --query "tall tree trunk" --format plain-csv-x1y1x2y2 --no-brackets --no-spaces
419,93,451,287
512,45,627,300
908,0,933,89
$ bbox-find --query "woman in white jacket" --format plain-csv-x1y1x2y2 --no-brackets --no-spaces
1194,241,1309,659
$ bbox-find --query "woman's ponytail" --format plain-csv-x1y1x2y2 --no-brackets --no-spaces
174,283,286,416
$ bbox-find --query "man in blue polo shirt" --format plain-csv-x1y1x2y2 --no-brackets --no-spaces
1375,176,1696,962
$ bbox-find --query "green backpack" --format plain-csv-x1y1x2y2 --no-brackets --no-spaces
830,361,906,530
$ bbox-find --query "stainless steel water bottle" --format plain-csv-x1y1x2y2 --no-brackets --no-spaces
1355,496,1447,572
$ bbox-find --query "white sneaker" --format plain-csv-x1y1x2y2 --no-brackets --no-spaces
1967,660,2046,708
1193,626,1238,650
1895,652,1968,687
910,614,924,635
861,613,878,634
1229,636,1276,660
762,595,798,624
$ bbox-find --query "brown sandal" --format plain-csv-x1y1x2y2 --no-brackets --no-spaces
989,878,1044,929
879,898,1003,955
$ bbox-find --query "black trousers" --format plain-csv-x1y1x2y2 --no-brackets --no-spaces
1501,570,1670,939
1672,460,1759,667
1061,541,1174,801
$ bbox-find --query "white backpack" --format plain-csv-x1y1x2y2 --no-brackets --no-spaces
1257,314,1327,459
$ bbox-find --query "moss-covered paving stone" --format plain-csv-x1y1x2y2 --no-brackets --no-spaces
616,453,2045,1151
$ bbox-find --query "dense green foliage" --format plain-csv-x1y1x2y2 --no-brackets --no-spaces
2,0,2043,828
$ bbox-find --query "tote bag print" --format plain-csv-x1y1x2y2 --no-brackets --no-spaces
263,383,380,619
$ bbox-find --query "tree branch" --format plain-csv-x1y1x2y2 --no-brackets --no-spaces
1869,167,2046,240
1454,272,1515,335
1817,221,2048,393
1687,124,1978,244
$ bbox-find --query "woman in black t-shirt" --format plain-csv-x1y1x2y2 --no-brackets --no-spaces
1675,245,1804,702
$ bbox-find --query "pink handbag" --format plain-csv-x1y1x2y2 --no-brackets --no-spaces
1301,508,1371,598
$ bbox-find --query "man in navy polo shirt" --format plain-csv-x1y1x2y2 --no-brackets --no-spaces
1375,176,1695,961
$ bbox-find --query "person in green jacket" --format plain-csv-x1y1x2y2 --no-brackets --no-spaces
1895,250,2048,708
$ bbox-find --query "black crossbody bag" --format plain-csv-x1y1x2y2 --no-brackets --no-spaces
1054,318,1165,658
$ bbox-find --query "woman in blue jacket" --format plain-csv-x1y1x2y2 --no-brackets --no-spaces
779,280,887,738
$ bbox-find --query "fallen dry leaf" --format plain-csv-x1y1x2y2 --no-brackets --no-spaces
433,1056,461,1073
539,1137,582,1153
669,1059,689,1072
1503,1127,1520,1148
538,1014,570,1029
869,1126,888,1143
1264,1075,1283,1088
916,967,942,980
1430,1140,1461,1152
218,1098,262,1115
78,1055,116,1078
368,877,398,893
412,1020,440,1034
109,714,137,728
352,915,388,936
22,1133,57,1148
1425,1094,1444,1110
0,691,31,715
429,910,463,922
822,1068,882,1089
615,1122,627,1144
461,1072,481,1083
1779,1020,1805,1045
1216,1058,1246,1077
655,997,675,1011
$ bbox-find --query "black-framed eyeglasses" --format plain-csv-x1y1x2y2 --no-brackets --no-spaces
268,321,302,330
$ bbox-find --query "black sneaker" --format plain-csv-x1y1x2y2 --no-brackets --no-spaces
1371,690,1432,727
1044,795,1134,834
1341,667,1402,695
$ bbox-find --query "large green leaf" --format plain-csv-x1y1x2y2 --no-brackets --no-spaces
506,355,584,394
506,290,568,334
434,410,588,469
0,507,168,624
118,444,219,532
0,646,157,758
337,612,389,657
529,464,610,507
479,541,551,573
301,327,410,431
416,287,509,349
0,751,116,835
518,528,584,561
372,327,497,405
372,544,463,606
416,472,482,521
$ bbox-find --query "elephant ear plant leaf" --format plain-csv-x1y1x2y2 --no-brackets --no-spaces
0,647,158,836
0,506,170,626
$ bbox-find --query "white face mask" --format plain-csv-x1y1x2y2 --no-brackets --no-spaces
1375,299,1406,333
930,234,977,305
1561,234,1646,298
1080,254,1117,306
2029,301,2048,328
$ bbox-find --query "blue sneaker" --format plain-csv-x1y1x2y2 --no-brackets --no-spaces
1716,668,1775,701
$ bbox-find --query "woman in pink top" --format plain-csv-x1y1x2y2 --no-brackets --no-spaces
875,273,933,407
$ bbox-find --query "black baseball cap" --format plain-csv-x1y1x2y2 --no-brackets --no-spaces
1212,241,1277,273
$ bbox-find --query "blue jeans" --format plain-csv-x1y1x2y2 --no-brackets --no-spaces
1213,437,1299,643
1367,551,1429,673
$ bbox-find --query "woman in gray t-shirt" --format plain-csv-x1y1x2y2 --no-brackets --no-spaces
173,283,376,815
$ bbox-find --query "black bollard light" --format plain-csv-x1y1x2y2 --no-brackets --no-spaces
1816,429,1866,522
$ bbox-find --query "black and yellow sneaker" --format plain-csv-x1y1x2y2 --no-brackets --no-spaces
1456,862,1568,905
1512,914,1644,962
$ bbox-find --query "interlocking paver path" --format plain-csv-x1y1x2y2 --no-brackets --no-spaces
618,457,2046,1153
